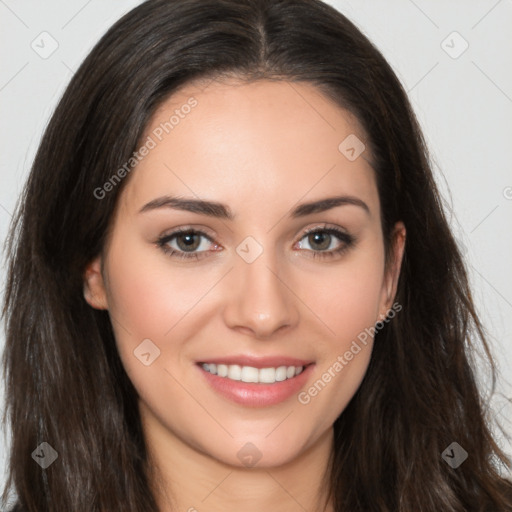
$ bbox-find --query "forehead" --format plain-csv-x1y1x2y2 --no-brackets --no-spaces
120,78,378,219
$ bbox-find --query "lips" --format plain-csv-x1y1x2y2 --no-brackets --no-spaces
196,355,315,407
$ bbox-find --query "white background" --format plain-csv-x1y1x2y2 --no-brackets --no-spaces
1,0,511,488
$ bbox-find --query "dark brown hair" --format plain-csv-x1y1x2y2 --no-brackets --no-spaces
2,0,511,510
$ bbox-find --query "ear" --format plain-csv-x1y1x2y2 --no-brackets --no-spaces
378,221,406,319
83,255,109,310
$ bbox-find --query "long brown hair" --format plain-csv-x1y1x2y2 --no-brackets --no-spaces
2,0,511,510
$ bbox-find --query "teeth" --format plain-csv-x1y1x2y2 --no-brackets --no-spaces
275,366,287,381
217,364,228,377
201,363,304,384
228,364,242,381
259,367,276,383
241,366,259,383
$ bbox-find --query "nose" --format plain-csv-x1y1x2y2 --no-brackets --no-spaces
222,244,299,339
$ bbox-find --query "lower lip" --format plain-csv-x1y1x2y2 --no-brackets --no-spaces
197,363,315,407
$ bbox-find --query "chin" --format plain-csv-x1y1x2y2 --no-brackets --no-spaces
205,431,315,469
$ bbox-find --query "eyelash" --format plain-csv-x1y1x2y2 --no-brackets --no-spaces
156,225,355,261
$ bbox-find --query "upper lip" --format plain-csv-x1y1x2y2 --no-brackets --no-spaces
197,355,314,369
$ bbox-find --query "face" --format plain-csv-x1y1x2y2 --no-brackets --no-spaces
84,78,405,469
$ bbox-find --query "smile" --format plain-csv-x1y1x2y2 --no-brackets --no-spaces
196,356,314,406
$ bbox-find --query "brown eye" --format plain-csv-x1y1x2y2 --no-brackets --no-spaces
297,227,355,260
157,229,217,260
306,232,332,251
175,232,202,252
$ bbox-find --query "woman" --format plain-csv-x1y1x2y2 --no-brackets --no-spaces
2,0,511,510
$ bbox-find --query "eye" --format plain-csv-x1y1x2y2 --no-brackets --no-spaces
156,225,355,261
295,225,355,260
156,228,219,260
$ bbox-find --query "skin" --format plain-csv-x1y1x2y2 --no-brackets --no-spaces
84,78,406,512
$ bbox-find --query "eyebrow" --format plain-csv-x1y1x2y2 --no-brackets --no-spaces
138,194,370,219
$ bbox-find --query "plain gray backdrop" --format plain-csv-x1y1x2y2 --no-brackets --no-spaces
1,0,511,489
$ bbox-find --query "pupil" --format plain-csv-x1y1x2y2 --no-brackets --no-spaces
178,233,199,251
310,232,330,251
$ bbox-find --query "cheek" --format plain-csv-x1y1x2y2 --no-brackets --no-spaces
296,246,385,422
311,251,385,346
102,234,220,391
105,239,212,341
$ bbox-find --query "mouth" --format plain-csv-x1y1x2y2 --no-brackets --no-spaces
196,357,315,407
